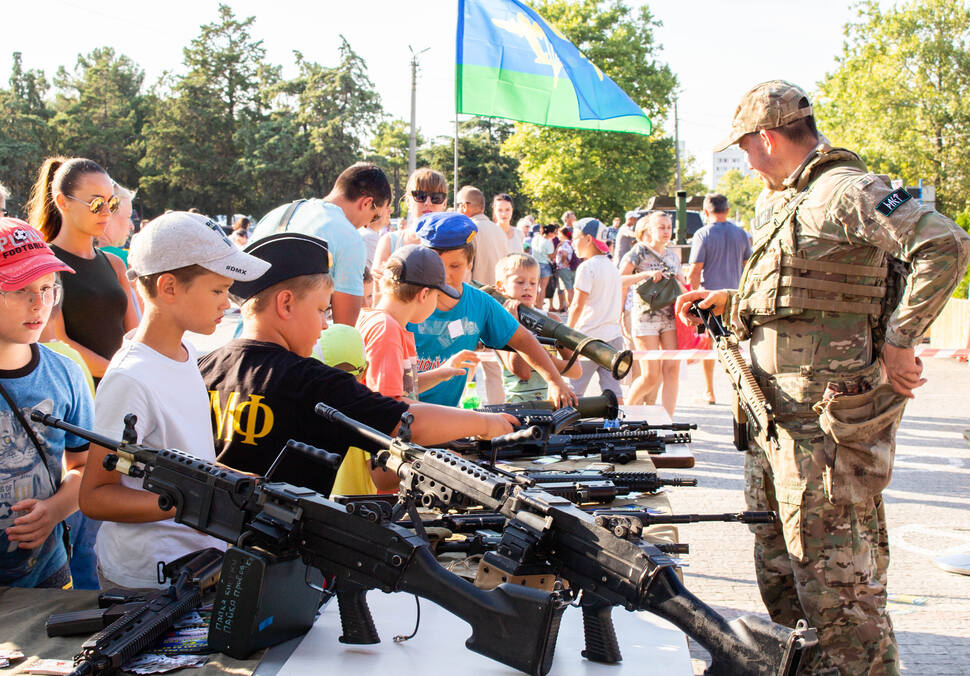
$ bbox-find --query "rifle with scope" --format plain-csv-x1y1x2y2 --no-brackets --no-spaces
316,404,817,675
444,407,692,465
30,411,566,676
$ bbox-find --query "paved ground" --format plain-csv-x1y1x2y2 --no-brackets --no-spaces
662,356,970,675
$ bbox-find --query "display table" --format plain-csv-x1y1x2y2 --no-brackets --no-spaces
274,590,692,675
0,586,260,676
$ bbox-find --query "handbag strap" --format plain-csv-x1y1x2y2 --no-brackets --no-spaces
636,244,686,294
0,376,73,558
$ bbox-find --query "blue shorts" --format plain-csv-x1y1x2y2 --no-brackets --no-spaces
538,263,553,278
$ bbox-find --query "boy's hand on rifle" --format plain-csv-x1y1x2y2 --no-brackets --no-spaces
6,498,59,549
477,413,519,439
676,290,728,326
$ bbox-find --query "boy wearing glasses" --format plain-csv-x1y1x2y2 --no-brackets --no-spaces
251,162,392,327
0,219,92,588
200,233,519,497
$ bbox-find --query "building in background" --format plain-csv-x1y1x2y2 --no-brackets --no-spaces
711,146,752,189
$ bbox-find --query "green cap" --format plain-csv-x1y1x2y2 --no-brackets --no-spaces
312,324,366,376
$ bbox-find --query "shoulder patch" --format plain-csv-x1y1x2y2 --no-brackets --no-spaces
875,188,912,216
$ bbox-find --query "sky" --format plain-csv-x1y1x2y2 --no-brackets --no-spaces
6,0,865,186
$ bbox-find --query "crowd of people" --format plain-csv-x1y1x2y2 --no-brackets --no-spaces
0,154,749,593
2,77,970,676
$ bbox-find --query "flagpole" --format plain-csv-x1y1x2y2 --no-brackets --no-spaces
454,112,459,205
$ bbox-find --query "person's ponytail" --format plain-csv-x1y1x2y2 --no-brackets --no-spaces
27,156,66,241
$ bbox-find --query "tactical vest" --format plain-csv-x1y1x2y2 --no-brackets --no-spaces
737,151,888,328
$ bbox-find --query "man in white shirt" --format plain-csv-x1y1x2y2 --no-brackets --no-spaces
457,186,508,286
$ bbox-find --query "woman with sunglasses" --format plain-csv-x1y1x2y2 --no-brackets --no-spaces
371,168,448,301
27,157,138,382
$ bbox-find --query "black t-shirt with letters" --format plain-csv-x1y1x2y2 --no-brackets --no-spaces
199,339,408,495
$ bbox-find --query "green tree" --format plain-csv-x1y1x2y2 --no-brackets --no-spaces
657,154,708,199
279,41,384,201
716,169,763,227
816,0,970,213
51,47,147,191
368,119,415,217
0,53,54,215
139,4,270,217
420,117,528,218
501,0,677,221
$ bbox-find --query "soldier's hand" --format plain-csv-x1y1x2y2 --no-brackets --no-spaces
880,344,926,398
676,290,728,326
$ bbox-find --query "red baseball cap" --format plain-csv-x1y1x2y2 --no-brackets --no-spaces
0,218,74,291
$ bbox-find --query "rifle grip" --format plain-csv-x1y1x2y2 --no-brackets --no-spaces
580,600,622,663
336,588,380,645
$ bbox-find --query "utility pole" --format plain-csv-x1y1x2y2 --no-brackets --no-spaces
408,46,429,178
674,96,682,191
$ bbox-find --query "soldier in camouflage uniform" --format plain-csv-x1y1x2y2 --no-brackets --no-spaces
677,80,970,675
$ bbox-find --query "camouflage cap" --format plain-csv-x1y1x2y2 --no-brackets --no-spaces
714,80,813,152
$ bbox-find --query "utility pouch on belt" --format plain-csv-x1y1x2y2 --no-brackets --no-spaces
813,383,907,506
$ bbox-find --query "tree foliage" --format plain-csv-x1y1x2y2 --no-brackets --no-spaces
715,169,763,228
139,4,270,217
52,48,147,193
816,0,970,213
421,117,529,218
0,53,54,215
501,0,677,221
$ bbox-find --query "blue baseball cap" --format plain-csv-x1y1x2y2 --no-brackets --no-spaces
416,212,478,250
578,217,609,253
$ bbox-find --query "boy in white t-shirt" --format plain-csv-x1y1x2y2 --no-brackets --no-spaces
79,211,270,589
566,218,624,402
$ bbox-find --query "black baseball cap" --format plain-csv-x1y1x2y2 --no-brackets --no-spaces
387,244,460,299
229,232,331,303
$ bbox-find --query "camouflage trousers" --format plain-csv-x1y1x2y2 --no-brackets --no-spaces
745,433,899,676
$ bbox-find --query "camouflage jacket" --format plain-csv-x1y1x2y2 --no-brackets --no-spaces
726,143,970,380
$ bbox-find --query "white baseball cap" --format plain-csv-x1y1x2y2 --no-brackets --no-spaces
128,211,271,281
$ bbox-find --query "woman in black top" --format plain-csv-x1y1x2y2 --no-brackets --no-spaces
27,157,138,380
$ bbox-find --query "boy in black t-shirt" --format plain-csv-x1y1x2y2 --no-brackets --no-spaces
199,233,517,495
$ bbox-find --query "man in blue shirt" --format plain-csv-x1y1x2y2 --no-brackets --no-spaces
688,193,752,403
252,163,392,326
409,213,578,408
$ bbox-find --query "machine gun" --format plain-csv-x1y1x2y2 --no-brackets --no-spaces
51,548,223,676
446,419,691,465
690,302,776,450
317,404,817,676
522,470,697,502
477,391,620,422
30,412,566,676
475,282,633,379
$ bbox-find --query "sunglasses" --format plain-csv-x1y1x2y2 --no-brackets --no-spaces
66,194,121,214
411,190,447,205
